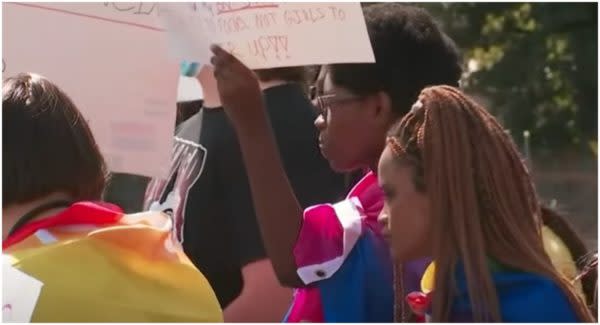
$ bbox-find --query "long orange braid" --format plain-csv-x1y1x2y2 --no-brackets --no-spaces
386,85,595,322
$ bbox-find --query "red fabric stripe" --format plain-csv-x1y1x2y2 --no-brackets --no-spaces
294,204,345,267
3,201,123,250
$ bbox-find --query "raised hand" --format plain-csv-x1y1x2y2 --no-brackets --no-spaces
208,45,304,288
209,44,264,129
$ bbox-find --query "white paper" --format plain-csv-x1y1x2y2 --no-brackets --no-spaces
157,2,375,69
3,2,178,178
2,257,44,323
177,76,203,102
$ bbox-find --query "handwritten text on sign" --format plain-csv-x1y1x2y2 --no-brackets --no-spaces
3,3,177,178
158,2,374,69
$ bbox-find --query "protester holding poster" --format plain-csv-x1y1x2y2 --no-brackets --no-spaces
205,4,463,321
145,63,346,321
206,3,596,320
2,73,222,322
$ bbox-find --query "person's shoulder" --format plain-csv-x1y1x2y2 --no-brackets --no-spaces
311,229,394,322
451,263,581,322
494,271,579,322
12,239,222,322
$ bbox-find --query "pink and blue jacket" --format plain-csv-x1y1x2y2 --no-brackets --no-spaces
285,171,429,322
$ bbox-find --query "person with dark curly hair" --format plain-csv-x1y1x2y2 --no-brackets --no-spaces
203,3,463,322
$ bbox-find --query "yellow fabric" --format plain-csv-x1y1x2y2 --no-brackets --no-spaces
421,261,435,294
542,225,585,300
5,211,223,322
420,227,584,298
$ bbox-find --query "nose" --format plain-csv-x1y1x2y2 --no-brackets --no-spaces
378,210,390,229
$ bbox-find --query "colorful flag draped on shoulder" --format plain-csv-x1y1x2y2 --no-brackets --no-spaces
286,171,409,322
3,201,223,322
408,260,580,322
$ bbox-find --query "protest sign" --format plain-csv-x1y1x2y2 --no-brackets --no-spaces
3,2,177,178
2,256,44,322
178,76,203,102
158,2,374,69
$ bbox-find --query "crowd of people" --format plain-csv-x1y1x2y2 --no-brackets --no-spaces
3,3,597,322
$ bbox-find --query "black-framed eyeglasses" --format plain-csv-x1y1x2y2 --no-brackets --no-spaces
314,93,364,119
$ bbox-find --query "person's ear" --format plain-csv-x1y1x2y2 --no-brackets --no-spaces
373,91,394,126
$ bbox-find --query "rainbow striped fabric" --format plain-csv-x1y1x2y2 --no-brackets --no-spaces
3,201,222,322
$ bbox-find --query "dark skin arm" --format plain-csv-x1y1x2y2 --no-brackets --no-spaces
207,45,304,287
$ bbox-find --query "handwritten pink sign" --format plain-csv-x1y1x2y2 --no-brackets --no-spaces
3,3,178,178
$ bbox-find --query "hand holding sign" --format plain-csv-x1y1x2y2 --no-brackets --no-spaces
209,44,264,130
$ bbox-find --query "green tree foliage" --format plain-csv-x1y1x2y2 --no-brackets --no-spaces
412,3,597,154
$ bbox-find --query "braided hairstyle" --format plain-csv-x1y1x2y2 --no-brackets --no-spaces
386,85,594,322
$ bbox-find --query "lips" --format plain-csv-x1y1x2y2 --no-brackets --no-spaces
380,228,391,243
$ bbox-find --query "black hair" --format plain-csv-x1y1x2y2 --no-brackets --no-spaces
329,3,463,116
3,73,107,206
254,67,308,84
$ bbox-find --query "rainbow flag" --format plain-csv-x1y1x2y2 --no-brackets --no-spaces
3,201,222,322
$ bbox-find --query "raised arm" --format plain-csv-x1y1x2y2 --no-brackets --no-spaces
206,45,304,287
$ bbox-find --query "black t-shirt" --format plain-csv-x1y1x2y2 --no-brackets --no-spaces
146,83,346,308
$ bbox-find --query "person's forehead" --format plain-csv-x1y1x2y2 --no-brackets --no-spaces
379,148,414,184
322,70,353,96
378,147,395,177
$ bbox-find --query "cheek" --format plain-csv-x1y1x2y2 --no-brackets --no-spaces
326,110,354,137
324,114,371,168
389,193,431,261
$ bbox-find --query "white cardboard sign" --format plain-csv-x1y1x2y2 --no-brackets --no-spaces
158,2,375,69
3,2,178,178
2,257,44,323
